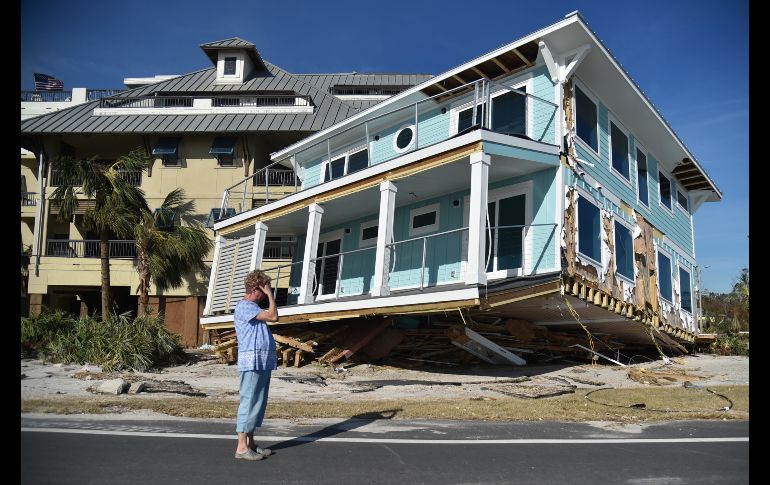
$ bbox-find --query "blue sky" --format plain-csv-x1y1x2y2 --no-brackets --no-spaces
21,0,748,293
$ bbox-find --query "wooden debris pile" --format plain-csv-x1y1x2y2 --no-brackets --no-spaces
207,314,633,368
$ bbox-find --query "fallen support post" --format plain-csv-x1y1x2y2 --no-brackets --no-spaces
448,325,526,365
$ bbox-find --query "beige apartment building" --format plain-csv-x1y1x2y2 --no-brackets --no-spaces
20,37,430,345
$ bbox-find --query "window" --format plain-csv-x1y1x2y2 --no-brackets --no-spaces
575,85,598,152
393,126,415,153
614,220,634,281
457,86,527,136
154,208,178,230
153,137,180,167
210,137,237,166
679,266,693,313
677,190,689,212
659,171,672,211
323,148,369,182
205,208,236,228
577,194,601,264
223,57,237,76
657,250,673,303
637,148,648,206
359,220,378,247
610,121,630,181
409,203,440,236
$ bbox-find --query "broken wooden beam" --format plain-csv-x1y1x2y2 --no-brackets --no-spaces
273,334,315,353
448,325,526,365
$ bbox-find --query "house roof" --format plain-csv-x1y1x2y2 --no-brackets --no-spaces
294,73,433,89
20,62,362,134
199,37,267,70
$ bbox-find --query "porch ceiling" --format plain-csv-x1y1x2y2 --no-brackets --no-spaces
251,148,553,236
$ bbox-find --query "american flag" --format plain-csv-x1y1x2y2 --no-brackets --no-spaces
34,73,64,91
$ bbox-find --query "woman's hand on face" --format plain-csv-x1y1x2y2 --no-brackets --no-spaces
260,284,272,295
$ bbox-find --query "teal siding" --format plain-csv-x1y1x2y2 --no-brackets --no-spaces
302,156,324,189
532,67,557,143
573,98,694,257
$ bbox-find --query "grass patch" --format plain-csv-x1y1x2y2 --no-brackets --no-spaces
21,385,748,422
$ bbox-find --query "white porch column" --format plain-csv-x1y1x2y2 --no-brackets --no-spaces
203,234,224,315
371,180,398,297
249,221,269,271
466,152,491,286
298,203,324,304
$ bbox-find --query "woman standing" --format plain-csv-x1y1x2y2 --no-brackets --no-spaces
233,269,278,461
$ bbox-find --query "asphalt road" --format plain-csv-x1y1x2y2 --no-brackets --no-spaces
21,415,749,484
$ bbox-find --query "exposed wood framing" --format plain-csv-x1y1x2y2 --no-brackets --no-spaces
480,279,562,309
219,142,483,236
471,66,488,78
453,74,467,84
512,48,533,66
491,57,511,73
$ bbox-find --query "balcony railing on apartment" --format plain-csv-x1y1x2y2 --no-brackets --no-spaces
21,89,124,102
99,94,312,109
45,239,137,259
206,223,558,315
219,161,302,215
218,78,558,219
50,169,142,187
263,240,296,259
21,192,37,206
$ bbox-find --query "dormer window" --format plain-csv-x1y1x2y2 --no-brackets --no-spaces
223,57,237,76
210,137,237,166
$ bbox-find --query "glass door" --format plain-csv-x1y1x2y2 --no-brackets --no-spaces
486,193,525,273
313,238,342,297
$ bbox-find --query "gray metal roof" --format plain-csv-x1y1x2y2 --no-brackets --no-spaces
200,38,255,48
199,37,266,69
343,99,387,111
294,73,433,89
20,62,361,135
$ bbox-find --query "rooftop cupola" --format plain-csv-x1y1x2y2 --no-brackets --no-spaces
200,37,268,85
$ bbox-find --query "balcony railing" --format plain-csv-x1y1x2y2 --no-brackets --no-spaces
217,78,558,221
50,169,141,187
99,94,313,109
253,169,298,187
21,91,73,102
263,240,296,259
219,161,302,215
45,239,137,259
86,89,124,101
21,192,37,206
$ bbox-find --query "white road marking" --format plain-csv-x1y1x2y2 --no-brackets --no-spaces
21,427,749,444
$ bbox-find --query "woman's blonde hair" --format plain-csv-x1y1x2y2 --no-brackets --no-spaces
244,270,272,293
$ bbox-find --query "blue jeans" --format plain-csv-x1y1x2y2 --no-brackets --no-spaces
236,370,272,433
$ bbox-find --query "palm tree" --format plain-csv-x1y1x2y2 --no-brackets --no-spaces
50,148,149,320
134,188,212,315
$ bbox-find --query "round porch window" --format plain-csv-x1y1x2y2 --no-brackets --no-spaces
393,125,415,153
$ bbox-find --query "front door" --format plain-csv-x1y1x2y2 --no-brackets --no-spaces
313,237,342,298
486,193,526,274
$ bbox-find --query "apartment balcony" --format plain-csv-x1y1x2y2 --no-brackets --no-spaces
49,169,142,187
45,239,137,259
93,93,314,116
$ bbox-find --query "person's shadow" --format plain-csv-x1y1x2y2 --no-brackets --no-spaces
269,408,401,451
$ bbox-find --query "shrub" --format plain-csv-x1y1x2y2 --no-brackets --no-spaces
20,310,185,371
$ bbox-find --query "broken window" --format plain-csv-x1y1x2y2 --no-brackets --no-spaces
577,195,601,264
657,250,673,303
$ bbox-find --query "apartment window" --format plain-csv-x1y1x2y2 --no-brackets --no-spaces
458,105,483,133
577,194,601,264
659,171,672,211
359,220,378,247
637,148,649,206
614,220,634,282
393,126,415,153
677,190,689,212
153,137,180,167
610,121,630,181
679,266,693,313
657,250,673,303
323,148,369,182
153,208,178,230
457,86,527,136
223,57,237,76
210,137,237,167
409,203,440,236
575,85,598,152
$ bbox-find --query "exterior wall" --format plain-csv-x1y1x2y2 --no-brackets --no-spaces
287,167,558,299
148,295,206,347
572,79,695,258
